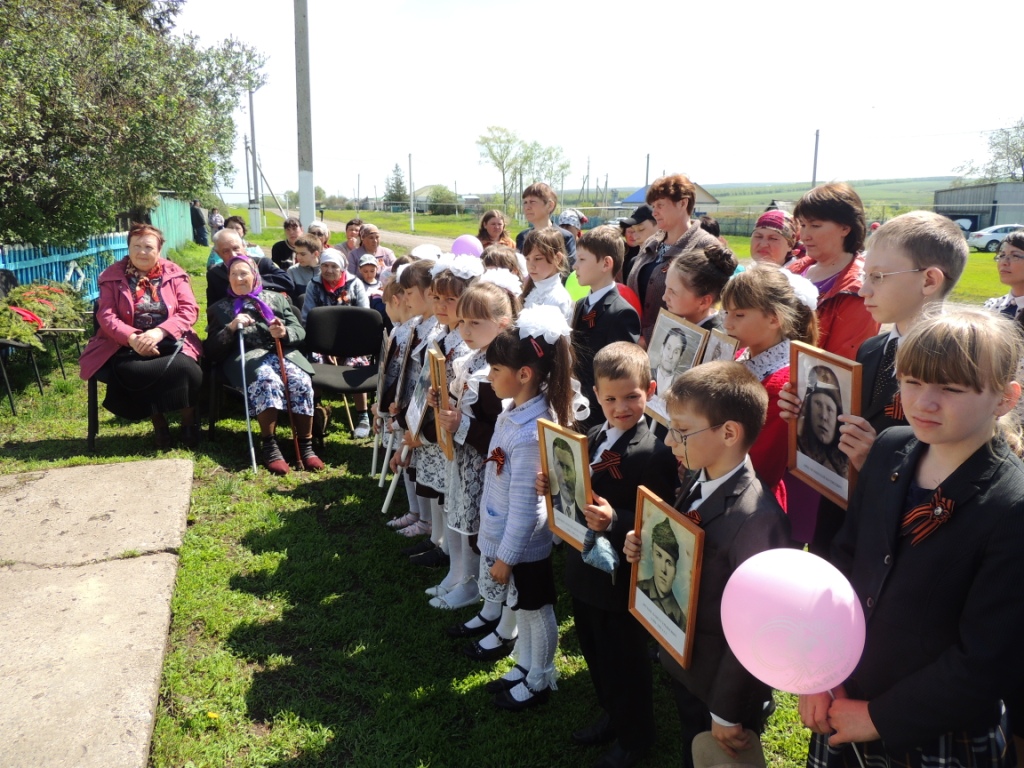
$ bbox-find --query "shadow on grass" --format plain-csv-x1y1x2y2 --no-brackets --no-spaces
222,467,683,768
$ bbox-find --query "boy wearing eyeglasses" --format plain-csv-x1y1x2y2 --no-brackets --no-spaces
624,361,789,768
779,210,968,556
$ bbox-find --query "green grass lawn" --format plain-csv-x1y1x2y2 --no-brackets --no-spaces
0,237,1003,767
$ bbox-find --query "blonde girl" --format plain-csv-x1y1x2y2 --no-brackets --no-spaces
802,307,1024,768
431,272,523,612
720,264,819,510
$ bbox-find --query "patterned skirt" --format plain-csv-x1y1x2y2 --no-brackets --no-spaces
806,723,1014,768
245,356,314,417
444,443,486,534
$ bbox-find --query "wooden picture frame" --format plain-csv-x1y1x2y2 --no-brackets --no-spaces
645,309,710,426
699,328,740,365
788,341,863,509
629,485,703,670
428,347,454,460
538,418,592,552
374,334,390,419
404,348,434,439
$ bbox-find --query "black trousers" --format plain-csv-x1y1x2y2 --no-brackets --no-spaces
572,597,655,752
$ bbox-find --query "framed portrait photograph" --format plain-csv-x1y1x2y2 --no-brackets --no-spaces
788,341,863,509
629,486,703,669
374,335,390,414
538,418,592,552
428,347,454,461
699,328,740,365
404,348,434,439
645,309,710,426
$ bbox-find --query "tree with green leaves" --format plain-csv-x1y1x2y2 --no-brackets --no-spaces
0,0,265,245
954,118,1024,183
427,185,458,215
383,164,409,203
477,126,523,209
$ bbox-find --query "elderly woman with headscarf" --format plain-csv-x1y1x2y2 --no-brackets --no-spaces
346,223,396,275
80,223,204,449
205,254,324,475
750,210,799,267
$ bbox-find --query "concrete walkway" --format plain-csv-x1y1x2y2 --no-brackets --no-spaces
0,459,192,768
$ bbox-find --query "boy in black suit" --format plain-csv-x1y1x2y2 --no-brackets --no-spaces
625,362,790,768
571,225,641,432
779,211,969,555
537,342,676,768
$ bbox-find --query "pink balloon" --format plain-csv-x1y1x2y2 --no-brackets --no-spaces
451,235,483,257
721,549,865,694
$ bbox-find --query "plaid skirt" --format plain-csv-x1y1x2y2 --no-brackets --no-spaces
806,721,1014,768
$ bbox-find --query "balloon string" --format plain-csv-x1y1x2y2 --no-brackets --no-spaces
827,690,867,768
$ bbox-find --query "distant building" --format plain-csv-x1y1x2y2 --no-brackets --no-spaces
934,182,1024,231
621,183,720,211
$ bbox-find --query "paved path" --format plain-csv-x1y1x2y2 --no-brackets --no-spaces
0,460,193,768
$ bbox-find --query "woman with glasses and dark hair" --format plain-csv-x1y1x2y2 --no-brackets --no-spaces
272,217,303,269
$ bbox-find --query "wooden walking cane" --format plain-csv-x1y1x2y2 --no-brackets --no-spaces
274,332,304,470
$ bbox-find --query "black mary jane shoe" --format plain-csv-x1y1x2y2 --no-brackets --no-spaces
571,711,614,746
493,682,550,712
445,612,500,639
461,631,516,661
483,664,528,694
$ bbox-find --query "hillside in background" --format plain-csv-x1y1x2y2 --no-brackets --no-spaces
557,177,957,209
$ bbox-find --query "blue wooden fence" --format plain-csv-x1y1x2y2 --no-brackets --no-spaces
0,195,191,303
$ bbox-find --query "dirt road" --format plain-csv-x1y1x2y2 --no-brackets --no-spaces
307,212,455,252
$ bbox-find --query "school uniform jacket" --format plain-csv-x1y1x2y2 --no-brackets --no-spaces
571,287,641,431
856,332,903,433
564,420,677,610
831,427,1024,750
659,460,791,724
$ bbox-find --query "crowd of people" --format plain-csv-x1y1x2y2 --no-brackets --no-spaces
79,176,1024,768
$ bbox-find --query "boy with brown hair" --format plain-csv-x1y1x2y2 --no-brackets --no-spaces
572,225,641,430
625,361,790,768
536,342,676,768
515,182,577,266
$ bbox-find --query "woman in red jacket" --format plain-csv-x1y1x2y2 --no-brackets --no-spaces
79,224,203,449
785,183,878,361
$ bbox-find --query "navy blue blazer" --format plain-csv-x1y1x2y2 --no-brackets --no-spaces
833,427,1024,749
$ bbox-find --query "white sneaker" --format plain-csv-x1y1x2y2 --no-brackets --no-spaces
353,413,371,439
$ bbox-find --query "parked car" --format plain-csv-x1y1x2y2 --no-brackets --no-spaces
967,224,1024,252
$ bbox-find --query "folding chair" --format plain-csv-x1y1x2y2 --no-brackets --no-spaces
303,306,384,432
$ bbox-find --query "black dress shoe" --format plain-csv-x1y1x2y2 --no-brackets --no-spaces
400,539,436,557
445,612,500,639
572,712,614,746
591,742,646,768
483,664,527,693
410,548,450,568
461,632,516,662
493,682,550,712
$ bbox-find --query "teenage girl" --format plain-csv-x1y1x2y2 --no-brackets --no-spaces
430,273,522,613
463,304,577,712
388,260,444,539
521,228,574,323
663,243,738,332
984,230,1024,422
801,307,1024,768
720,264,819,511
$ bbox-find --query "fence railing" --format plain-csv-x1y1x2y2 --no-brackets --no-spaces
0,233,127,303
0,194,191,303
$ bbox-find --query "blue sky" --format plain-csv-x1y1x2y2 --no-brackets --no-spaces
176,0,1023,202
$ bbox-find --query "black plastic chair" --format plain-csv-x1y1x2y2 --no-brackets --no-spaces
0,270,44,415
303,306,384,430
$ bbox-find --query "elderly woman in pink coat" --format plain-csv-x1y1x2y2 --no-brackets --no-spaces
79,223,203,449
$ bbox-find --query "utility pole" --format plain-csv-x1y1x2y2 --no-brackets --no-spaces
645,154,650,187
294,0,314,228
247,88,262,233
409,153,415,232
811,129,820,188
